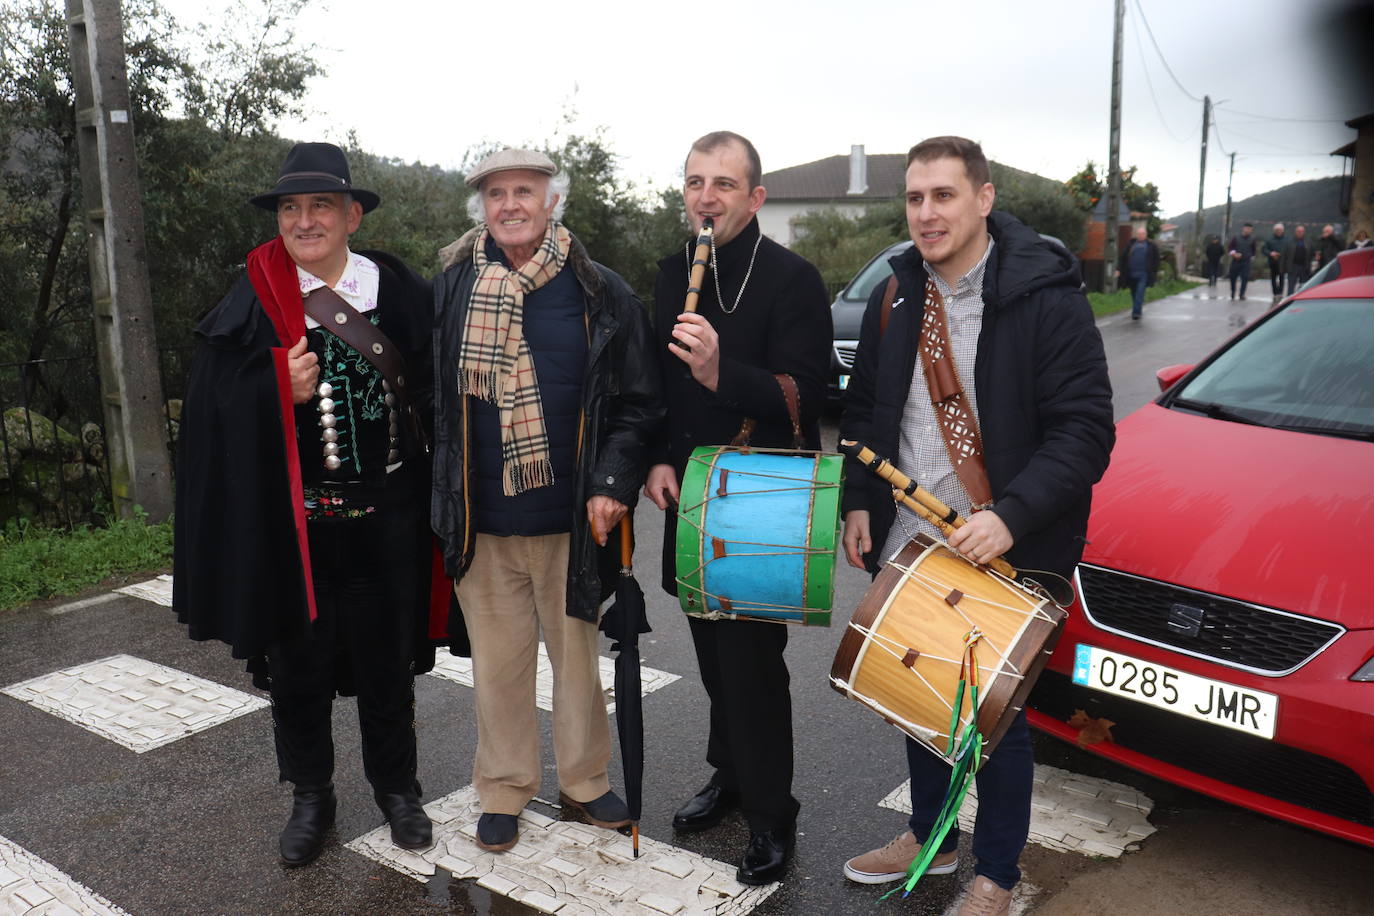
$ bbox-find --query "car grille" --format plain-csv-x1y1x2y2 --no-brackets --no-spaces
1077,566,1342,675
834,341,858,371
1031,670,1374,828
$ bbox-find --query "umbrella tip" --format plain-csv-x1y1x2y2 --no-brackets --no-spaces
632,823,640,858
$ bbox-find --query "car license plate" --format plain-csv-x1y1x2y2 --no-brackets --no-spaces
838,374,850,390
1072,644,1278,739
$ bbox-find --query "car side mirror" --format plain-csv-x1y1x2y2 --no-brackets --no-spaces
1156,364,1193,392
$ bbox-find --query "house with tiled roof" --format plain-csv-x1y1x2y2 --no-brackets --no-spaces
758,146,903,245
758,145,1064,246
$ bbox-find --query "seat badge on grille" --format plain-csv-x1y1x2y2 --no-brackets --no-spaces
1167,603,1205,638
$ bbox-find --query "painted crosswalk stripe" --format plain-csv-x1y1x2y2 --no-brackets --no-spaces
0,835,132,915
878,763,1156,858
347,784,776,915
1,654,268,753
429,644,680,713
114,574,175,607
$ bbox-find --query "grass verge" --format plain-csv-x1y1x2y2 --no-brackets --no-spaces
1087,277,1200,318
0,514,173,611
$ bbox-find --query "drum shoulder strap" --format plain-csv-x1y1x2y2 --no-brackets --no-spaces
879,275,898,337
729,373,804,449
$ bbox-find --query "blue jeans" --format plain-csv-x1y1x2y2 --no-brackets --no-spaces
906,709,1033,891
1130,276,1148,317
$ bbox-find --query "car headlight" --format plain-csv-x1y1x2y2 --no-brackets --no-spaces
1353,657,1374,682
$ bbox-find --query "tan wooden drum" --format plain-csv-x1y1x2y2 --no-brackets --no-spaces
830,533,1067,764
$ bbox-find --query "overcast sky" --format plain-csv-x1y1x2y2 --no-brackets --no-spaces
159,0,1373,218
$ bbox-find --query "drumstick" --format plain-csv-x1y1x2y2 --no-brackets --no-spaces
682,217,714,313
839,439,1017,580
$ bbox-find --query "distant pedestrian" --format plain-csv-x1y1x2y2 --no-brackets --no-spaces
1262,223,1286,302
1227,223,1257,299
1114,226,1160,320
1282,225,1311,295
1314,224,1344,270
1350,229,1371,250
1204,235,1224,292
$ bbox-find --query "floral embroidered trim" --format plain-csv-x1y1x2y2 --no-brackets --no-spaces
303,486,377,520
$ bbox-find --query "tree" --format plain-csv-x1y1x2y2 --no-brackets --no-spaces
1066,160,1162,236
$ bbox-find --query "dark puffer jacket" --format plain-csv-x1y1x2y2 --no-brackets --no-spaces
431,227,664,622
839,210,1115,580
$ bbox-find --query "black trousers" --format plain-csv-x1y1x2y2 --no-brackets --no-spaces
267,482,423,795
687,615,800,832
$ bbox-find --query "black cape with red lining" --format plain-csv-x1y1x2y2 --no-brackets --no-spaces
171,239,463,692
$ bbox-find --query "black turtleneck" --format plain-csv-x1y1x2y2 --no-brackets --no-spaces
650,216,832,590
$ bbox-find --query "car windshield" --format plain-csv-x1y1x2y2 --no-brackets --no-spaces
841,245,907,302
1173,298,1374,439
1296,258,1340,294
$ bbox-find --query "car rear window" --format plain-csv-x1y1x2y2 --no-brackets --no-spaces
1174,298,1374,438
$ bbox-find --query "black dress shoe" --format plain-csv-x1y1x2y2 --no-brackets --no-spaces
375,791,432,850
280,786,336,867
736,826,793,886
672,783,740,833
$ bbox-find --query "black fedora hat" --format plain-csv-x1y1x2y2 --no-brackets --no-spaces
249,142,380,212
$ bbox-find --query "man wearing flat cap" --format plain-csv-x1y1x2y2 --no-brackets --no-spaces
431,148,662,852
173,142,444,867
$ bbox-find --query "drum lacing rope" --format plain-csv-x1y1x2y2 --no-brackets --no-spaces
882,627,987,902
891,555,1059,627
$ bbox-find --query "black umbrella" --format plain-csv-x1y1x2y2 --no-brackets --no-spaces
599,515,652,857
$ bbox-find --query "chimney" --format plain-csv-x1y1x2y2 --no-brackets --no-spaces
847,144,867,195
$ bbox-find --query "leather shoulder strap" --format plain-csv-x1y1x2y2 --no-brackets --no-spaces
728,373,804,449
302,287,429,452
879,275,898,337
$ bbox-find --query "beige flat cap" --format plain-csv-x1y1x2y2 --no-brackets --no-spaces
464,148,556,188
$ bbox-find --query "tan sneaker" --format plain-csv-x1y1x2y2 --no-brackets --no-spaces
956,876,1013,916
842,830,958,884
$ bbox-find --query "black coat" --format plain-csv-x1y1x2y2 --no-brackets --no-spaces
172,249,441,679
839,211,1115,580
1116,238,1161,285
650,216,832,593
430,229,663,623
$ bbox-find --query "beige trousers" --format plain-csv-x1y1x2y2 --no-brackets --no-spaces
456,532,612,814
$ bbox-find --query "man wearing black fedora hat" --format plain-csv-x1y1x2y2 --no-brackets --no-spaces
173,142,447,867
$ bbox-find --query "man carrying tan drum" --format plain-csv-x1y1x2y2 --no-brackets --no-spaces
642,131,831,885
838,136,1114,915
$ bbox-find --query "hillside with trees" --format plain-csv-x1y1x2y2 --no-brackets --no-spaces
1168,177,1344,239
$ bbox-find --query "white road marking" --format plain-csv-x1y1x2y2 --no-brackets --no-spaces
0,835,132,915
46,593,120,616
878,763,1156,858
114,574,175,607
1,654,268,753
429,644,681,713
347,785,776,915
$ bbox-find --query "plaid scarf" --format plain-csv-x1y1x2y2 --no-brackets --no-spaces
459,220,571,495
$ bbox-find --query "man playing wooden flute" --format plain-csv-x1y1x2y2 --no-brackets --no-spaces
642,131,832,886
838,136,1114,915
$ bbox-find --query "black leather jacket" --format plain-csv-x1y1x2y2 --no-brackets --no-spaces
431,229,663,621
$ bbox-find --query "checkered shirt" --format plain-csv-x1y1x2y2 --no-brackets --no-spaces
881,237,994,559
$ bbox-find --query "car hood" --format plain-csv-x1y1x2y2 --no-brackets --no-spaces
1086,403,1374,627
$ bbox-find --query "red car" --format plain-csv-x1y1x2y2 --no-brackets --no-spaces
1028,274,1374,847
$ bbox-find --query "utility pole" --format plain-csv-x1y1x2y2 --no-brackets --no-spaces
1192,95,1211,265
65,0,173,523
1222,151,1236,243
1103,0,1125,294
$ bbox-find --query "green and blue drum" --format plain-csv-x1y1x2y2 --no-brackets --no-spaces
675,446,844,626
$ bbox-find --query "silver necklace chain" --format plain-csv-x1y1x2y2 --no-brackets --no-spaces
685,230,763,315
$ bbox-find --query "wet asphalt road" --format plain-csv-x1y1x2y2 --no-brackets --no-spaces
2,285,1370,915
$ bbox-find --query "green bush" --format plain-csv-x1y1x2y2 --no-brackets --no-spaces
0,512,173,610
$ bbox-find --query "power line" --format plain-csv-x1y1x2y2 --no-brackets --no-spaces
1211,118,1231,156
1211,121,1332,155
1128,5,1194,143
1131,0,1202,102
1211,104,1348,124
